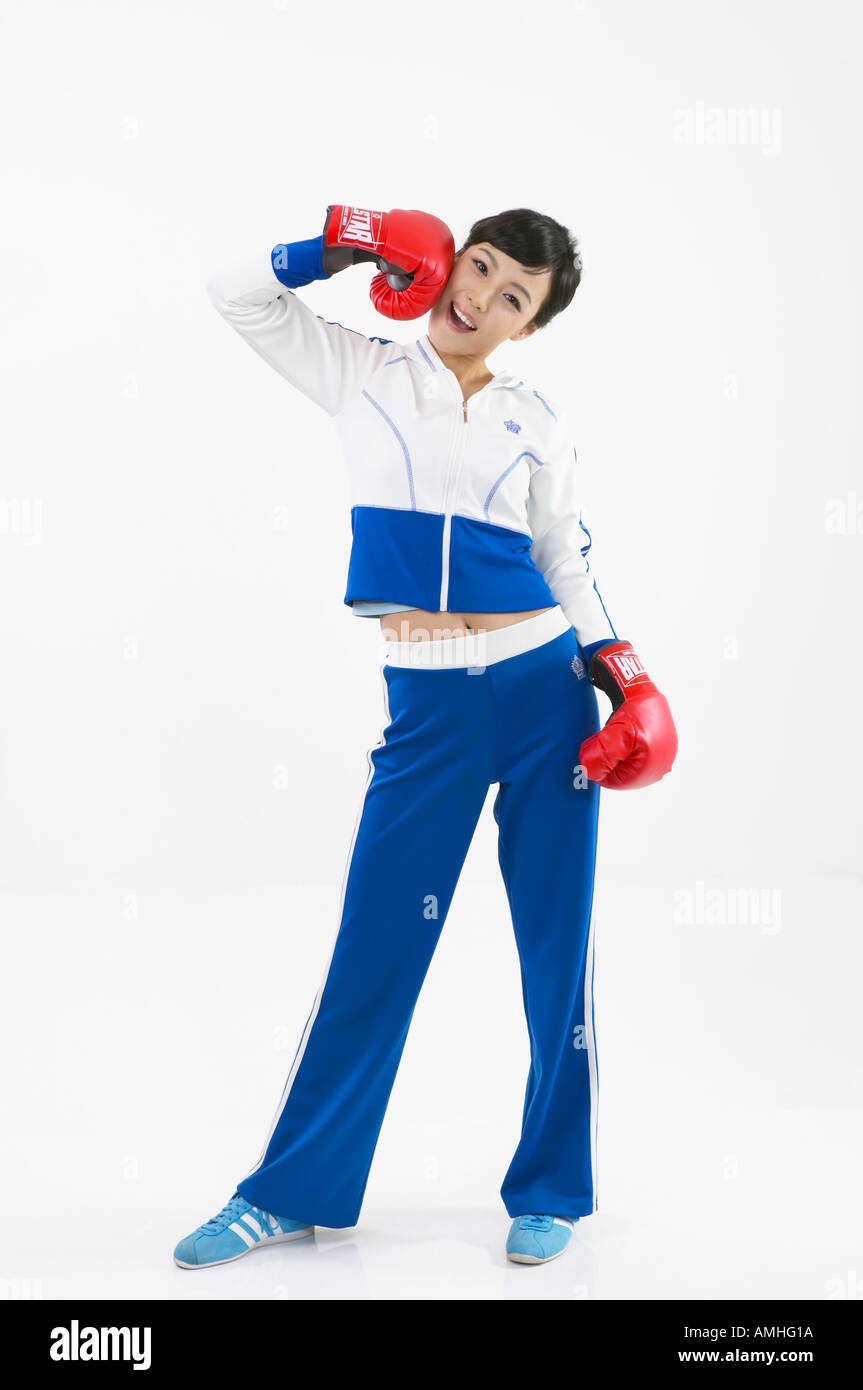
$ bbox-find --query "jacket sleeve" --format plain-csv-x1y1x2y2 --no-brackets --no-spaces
205,238,387,418
527,403,618,652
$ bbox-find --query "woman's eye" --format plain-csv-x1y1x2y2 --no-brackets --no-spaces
473,258,520,311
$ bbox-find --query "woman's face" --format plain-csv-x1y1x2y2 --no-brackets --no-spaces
428,242,554,359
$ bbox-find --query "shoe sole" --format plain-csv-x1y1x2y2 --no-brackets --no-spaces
507,1245,569,1265
173,1226,314,1269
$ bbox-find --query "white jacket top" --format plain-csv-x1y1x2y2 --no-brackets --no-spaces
206,241,617,651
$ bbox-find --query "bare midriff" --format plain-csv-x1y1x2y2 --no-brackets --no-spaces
379,607,555,643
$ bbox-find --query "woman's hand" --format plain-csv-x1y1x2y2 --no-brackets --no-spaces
579,641,678,790
321,204,454,321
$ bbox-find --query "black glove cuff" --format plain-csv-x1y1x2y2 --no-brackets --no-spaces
321,205,353,276
321,205,386,276
588,642,629,713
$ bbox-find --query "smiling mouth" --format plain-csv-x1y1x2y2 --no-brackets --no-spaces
447,299,477,332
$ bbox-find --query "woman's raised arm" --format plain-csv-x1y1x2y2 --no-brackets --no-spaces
206,235,389,418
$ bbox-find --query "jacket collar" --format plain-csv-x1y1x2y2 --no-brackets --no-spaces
414,332,517,390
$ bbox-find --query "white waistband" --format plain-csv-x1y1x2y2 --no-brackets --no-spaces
380,606,571,669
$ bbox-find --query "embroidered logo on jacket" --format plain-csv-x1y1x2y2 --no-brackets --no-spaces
571,655,586,679
504,419,521,434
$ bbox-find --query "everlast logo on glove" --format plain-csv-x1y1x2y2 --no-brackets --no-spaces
337,206,383,250
607,650,648,686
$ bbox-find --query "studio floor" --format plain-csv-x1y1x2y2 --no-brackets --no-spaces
2,876,861,1301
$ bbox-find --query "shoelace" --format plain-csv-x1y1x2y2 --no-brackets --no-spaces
518,1213,553,1229
200,1194,262,1235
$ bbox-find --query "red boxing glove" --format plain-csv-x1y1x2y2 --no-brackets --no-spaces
579,641,678,790
322,204,454,321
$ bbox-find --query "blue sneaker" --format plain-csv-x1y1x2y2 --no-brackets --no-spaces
173,1192,314,1269
506,1213,577,1264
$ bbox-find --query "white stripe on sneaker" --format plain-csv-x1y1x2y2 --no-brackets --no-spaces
229,1220,257,1248
553,1217,574,1229
240,1211,264,1238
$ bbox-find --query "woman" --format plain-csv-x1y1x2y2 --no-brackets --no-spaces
173,204,677,1270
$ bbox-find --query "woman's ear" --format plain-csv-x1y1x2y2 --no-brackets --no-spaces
510,321,539,342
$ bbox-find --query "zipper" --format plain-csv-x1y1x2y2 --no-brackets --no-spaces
432,348,500,612
438,395,471,611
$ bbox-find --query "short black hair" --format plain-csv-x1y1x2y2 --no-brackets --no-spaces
456,207,582,331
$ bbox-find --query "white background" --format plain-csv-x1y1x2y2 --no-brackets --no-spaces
1,0,861,1300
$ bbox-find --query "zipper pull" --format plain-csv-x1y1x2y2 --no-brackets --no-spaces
462,399,468,422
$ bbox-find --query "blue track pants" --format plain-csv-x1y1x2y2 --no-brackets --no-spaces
236,605,603,1227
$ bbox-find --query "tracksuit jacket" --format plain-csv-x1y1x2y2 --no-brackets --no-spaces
206,235,616,653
